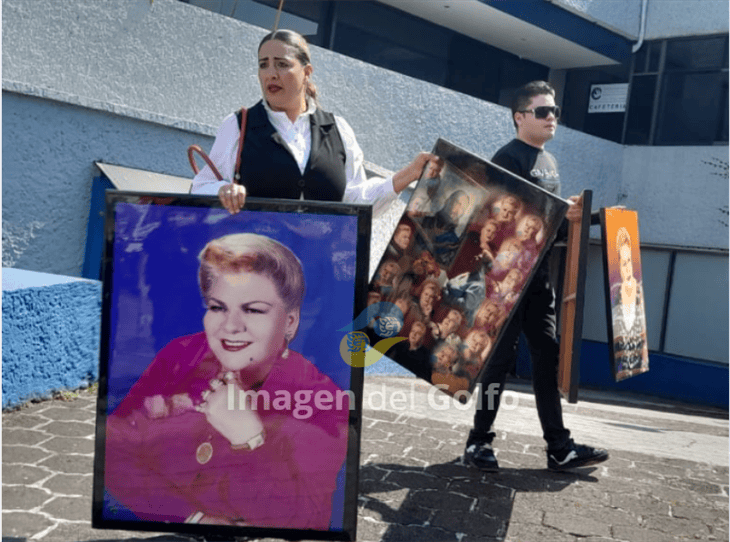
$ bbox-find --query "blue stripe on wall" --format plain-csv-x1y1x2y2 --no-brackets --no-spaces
483,0,633,63
516,338,728,409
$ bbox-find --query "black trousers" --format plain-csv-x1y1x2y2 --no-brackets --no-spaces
469,272,571,452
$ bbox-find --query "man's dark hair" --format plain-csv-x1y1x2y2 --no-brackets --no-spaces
510,81,556,130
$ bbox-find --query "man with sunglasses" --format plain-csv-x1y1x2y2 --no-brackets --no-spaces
464,81,609,472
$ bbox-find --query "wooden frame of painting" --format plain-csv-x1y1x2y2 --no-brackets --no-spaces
92,191,371,541
557,190,592,403
368,139,570,401
599,207,650,382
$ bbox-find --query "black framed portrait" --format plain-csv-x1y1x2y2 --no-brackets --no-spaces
368,139,570,400
92,192,371,541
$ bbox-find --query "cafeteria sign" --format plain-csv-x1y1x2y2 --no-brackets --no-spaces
588,83,628,113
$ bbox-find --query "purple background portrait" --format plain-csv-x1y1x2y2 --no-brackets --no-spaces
106,203,358,413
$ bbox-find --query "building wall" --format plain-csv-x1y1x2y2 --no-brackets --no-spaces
2,0,727,374
2,0,625,276
549,0,642,39
550,0,729,40
2,90,211,275
644,0,729,39
620,146,729,249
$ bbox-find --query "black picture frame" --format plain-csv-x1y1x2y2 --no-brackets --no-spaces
369,139,570,400
92,191,371,541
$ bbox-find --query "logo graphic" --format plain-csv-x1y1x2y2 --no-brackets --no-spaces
338,302,406,367
591,87,602,100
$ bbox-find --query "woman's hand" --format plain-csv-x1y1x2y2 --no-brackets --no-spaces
197,377,264,448
393,152,444,193
218,183,247,214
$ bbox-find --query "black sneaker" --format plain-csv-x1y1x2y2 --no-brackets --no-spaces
547,440,609,471
464,442,499,472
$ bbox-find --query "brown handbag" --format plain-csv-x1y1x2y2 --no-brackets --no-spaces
187,108,247,188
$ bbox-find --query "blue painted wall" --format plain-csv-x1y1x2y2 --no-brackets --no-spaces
2,268,102,407
515,339,728,409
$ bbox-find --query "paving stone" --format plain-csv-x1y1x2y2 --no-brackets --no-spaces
2,445,53,465
543,512,612,538
369,419,424,436
360,439,405,456
448,479,513,500
384,502,432,526
40,436,95,455
380,523,459,541
39,522,140,542
383,469,449,491
386,431,442,449
505,520,579,542
406,444,455,464
669,477,725,496
408,488,474,511
2,486,52,510
356,515,388,542
40,407,95,422
612,524,675,542
358,464,391,481
642,515,711,538
425,460,482,480
368,454,429,469
609,492,670,518
422,427,466,443
41,495,92,522
672,504,729,524
2,429,50,446
1,511,55,538
41,421,95,438
363,426,390,440
2,464,51,485
359,481,408,505
430,508,506,538
363,409,400,422
42,473,93,496
1,413,48,429
37,454,93,475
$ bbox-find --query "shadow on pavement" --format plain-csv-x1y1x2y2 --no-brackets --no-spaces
359,459,597,541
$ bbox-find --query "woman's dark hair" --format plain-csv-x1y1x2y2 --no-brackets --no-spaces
259,29,319,106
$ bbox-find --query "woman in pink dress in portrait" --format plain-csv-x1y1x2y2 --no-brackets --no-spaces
105,233,349,530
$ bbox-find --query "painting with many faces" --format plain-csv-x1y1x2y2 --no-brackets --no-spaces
92,192,371,541
368,139,570,400
599,207,650,382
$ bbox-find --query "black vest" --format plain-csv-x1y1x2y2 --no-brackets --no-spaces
236,102,347,201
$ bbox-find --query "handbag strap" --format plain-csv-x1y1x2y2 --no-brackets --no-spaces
187,107,248,184
233,107,247,182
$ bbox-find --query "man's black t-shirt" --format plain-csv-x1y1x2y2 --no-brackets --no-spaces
491,138,561,197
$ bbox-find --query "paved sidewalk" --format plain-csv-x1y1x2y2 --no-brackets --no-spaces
2,376,728,542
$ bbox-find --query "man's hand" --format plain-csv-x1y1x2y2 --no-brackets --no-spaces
566,195,583,223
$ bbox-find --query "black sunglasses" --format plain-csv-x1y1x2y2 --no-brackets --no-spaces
519,106,561,120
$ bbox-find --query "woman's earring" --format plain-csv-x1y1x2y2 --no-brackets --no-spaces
282,334,292,359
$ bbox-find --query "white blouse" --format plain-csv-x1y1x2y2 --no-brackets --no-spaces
190,100,397,216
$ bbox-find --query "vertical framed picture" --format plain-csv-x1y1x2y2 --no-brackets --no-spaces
558,190,592,403
369,139,570,400
92,192,371,541
599,207,650,382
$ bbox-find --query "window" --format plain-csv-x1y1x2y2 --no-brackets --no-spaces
624,35,729,146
